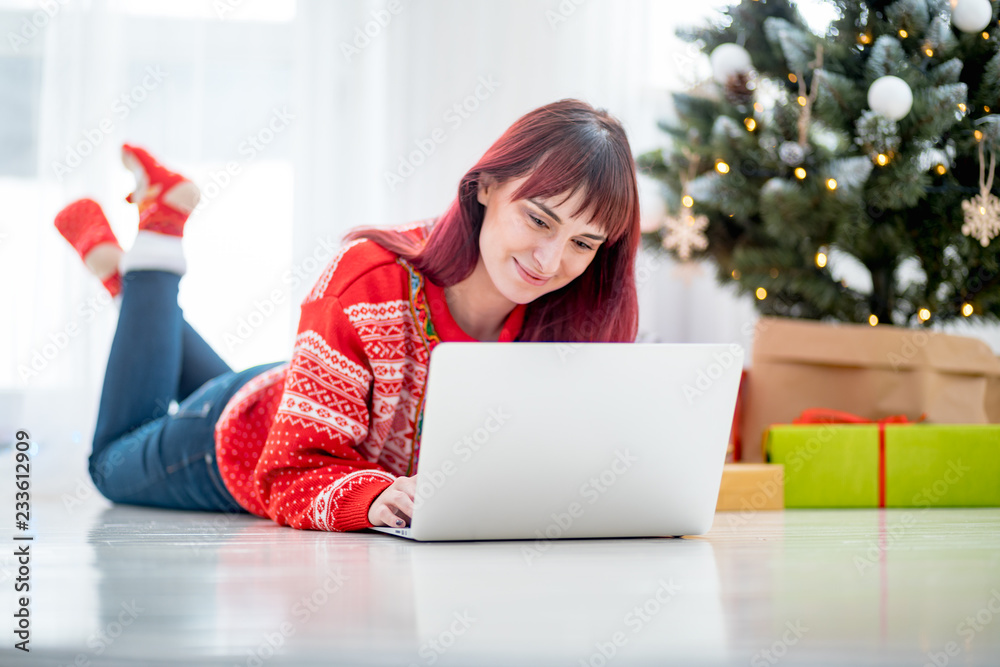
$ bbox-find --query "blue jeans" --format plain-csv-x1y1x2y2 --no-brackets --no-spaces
90,270,284,513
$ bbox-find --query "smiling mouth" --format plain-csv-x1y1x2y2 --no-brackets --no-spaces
515,259,551,284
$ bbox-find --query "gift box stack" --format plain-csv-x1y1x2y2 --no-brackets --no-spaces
716,317,1000,511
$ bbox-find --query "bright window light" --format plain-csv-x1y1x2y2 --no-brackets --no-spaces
112,0,296,22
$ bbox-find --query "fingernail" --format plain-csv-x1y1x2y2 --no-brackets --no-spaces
395,519,404,526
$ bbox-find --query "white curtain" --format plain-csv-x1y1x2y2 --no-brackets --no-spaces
4,0,997,494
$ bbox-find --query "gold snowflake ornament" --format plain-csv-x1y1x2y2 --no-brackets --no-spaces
661,207,709,261
961,192,1000,247
962,142,1000,247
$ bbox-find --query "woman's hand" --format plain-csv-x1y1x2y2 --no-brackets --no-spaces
368,475,416,527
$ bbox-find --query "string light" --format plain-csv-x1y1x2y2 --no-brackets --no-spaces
794,167,807,179
869,314,878,326
975,129,984,142
935,164,947,175
754,102,763,112
797,95,807,106
986,106,992,112
744,117,757,131
755,287,767,300
898,29,909,38
731,269,741,279
918,308,931,322
858,33,871,44
682,195,694,208
924,46,934,57
958,103,967,113
984,32,991,40
876,153,889,166
788,73,798,83
716,161,730,174
826,178,838,190
962,303,974,317
815,251,828,268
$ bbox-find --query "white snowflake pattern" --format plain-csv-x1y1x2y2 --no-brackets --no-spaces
661,208,709,261
961,191,1000,247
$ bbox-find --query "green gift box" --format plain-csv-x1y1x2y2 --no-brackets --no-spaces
765,424,1000,507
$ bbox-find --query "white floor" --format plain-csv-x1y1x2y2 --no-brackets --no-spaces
2,496,999,666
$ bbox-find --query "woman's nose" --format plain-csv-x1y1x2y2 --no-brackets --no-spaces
532,240,561,276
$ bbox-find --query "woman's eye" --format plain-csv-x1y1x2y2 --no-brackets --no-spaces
528,212,592,250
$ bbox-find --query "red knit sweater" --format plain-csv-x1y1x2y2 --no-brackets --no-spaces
214,220,527,531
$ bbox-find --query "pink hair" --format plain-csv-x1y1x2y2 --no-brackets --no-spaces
342,98,641,342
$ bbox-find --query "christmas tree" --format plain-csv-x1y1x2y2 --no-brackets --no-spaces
639,0,1000,326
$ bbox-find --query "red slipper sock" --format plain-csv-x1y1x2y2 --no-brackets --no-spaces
54,198,123,297
121,143,200,237
102,272,123,295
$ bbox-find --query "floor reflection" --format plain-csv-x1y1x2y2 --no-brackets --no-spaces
83,506,419,662
401,537,723,664
5,498,999,667
75,505,724,665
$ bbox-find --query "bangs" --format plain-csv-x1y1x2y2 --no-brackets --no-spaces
508,136,637,246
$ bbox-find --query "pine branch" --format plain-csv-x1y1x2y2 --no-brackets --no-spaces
637,0,1000,327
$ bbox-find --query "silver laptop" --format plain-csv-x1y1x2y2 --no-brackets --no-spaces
368,342,743,541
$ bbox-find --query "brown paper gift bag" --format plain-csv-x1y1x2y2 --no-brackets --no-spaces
740,317,1000,462
989,369,1000,423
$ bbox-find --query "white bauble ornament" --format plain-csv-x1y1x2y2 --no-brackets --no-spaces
867,75,913,121
951,0,993,33
779,141,806,166
710,43,753,84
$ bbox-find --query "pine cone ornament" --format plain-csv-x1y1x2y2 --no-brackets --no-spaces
723,71,755,107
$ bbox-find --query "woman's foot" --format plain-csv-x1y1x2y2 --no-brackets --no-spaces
121,143,200,237
54,198,124,296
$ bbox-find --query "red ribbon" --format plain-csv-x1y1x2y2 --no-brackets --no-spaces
792,409,925,508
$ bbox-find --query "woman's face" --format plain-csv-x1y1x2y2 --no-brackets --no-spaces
477,174,608,304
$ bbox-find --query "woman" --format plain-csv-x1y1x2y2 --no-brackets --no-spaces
54,98,641,533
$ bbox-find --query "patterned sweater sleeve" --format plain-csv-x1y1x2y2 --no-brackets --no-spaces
252,271,396,532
